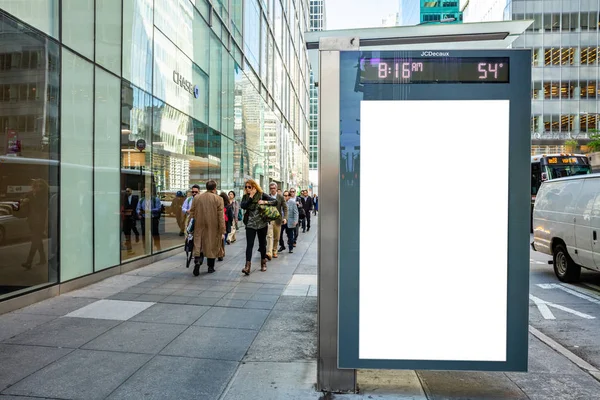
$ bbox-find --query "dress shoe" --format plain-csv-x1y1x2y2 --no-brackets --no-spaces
289,249,293,253
208,266,215,273
193,263,200,276
265,254,272,261
307,227,310,232
260,258,267,272
179,231,184,236
278,246,286,252
218,257,223,261
21,263,32,270
273,253,278,258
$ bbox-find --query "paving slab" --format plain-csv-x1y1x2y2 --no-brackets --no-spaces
215,299,248,308
262,310,316,332
244,300,276,310
417,371,528,400
272,296,306,311
194,307,269,330
82,321,187,354
0,344,72,391
161,326,257,361
64,299,154,321
0,313,56,342
354,370,428,399
159,295,191,304
222,361,319,400
108,355,237,400
244,329,316,362
14,296,97,316
507,372,600,400
3,349,151,400
130,304,209,325
186,297,219,306
5,317,121,348
107,292,142,301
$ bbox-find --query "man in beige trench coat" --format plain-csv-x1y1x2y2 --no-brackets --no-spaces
190,180,225,276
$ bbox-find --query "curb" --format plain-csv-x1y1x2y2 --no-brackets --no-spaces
529,325,600,383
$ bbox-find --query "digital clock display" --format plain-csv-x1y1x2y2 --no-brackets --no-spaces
360,57,510,84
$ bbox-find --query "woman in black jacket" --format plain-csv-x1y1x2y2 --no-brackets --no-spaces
240,179,276,274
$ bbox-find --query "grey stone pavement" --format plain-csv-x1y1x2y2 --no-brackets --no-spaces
1,215,600,399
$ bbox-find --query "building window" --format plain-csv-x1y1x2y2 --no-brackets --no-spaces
544,48,575,66
543,82,575,99
581,81,599,98
423,1,439,7
581,47,599,65
581,114,598,133
423,14,440,22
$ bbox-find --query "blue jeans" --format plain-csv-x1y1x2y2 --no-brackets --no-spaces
285,224,296,249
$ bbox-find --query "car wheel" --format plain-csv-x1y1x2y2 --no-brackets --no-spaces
553,243,581,283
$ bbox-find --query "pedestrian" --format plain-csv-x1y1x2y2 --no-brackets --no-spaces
190,180,225,276
182,184,200,225
137,187,162,251
20,179,49,269
240,179,277,275
290,188,302,247
265,182,288,259
172,190,186,236
300,189,313,232
313,194,318,216
121,187,140,254
281,190,298,253
227,190,239,243
218,191,233,261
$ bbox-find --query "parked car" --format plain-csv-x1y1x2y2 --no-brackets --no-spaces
532,173,600,282
0,206,30,245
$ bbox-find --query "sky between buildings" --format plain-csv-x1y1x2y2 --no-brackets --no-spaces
325,0,400,30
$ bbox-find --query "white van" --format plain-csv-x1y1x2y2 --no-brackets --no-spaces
532,173,600,282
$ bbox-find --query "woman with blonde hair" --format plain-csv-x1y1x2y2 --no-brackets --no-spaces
240,179,276,274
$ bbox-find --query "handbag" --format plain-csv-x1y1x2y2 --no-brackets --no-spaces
259,204,281,221
237,209,243,221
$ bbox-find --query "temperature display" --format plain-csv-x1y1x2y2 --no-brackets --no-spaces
360,57,510,84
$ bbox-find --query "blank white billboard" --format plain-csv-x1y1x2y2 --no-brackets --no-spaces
358,100,509,362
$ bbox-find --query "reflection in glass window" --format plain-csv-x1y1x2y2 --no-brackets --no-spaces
121,82,153,261
123,0,154,92
0,13,59,299
0,0,59,38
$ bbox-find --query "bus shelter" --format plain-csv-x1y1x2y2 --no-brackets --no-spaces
316,27,532,392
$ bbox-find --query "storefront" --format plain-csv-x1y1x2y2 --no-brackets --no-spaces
0,0,310,303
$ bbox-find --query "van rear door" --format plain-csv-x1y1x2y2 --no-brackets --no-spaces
589,184,600,272
573,180,596,268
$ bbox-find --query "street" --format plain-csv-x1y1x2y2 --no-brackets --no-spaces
529,240,600,371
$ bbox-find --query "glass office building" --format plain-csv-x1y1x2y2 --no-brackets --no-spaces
308,0,325,194
0,0,310,301
465,0,600,154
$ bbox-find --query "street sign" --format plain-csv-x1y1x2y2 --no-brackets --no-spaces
323,49,531,372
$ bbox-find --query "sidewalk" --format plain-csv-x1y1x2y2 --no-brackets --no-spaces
1,215,600,399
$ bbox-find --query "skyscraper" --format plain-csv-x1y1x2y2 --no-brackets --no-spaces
465,0,600,154
309,0,326,194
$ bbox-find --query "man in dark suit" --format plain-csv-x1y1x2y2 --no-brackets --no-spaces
299,189,313,232
122,187,140,253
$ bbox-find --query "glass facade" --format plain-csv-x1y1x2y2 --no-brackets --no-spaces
0,0,310,300
308,0,325,194
465,0,600,154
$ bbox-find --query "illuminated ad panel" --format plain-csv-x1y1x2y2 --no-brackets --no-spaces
359,100,509,361
336,50,531,372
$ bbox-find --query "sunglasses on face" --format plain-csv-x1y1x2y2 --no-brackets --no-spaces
245,186,252,189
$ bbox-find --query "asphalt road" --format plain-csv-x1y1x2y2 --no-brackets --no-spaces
529,240,600,370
